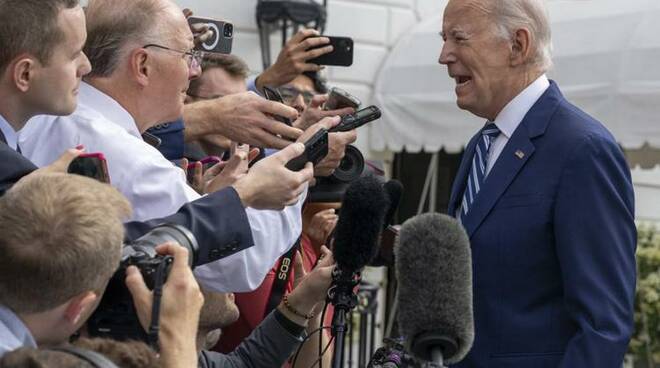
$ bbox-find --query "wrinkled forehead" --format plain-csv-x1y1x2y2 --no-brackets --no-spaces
443,0,494,33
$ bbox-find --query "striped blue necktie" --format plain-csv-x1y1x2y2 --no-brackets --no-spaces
460,123,501,223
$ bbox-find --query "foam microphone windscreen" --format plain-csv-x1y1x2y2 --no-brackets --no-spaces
395,213,474,364
333,175,389,273
383,180,403,227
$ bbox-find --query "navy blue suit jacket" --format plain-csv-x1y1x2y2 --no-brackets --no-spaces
448,82,636,368
0,134,253,263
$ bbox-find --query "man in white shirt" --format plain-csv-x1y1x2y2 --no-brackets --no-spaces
20,0,344,293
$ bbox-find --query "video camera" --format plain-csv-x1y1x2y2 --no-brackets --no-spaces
87,224,201,345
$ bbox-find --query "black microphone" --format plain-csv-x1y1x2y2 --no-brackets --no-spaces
370,179,404,267
395,213,474,366
329,174,389,368
332,174,389,272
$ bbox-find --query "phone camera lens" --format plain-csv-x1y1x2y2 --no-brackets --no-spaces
224,24,233,38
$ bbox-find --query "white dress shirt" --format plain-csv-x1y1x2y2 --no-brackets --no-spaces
19,82,305,293
485,74,550,175
0,115,18,151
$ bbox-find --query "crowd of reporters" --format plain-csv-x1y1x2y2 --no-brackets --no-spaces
0,0,366,367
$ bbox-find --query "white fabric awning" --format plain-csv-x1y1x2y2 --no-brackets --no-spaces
371,0,660,153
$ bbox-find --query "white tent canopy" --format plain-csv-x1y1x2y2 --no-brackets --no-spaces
372,0,660,153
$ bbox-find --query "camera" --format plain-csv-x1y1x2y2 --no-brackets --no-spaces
309,145,365,203
87,224,198,342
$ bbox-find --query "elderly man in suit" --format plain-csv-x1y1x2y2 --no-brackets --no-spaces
440,1,636,367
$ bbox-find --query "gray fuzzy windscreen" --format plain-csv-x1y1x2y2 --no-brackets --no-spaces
395,213,474,364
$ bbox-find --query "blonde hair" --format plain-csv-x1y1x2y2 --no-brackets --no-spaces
0,173,131,313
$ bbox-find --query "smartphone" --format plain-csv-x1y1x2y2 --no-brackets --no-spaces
188,16,234,55
186,156,222,183
329,105,381,133
262,85,292,126
286,129,329,171
324,87,361,110
308,36,353,67
68,153,110,183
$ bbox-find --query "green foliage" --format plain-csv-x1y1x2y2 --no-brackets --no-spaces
630,224,660,366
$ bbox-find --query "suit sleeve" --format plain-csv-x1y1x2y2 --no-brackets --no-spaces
554,134,636,367
123,186,255,265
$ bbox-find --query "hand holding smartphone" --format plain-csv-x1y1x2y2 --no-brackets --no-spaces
262,85,293,126
329,105,381,133
187,16,234,54
68,153,110,183
286,129,329,171
307,36,354,67
324,87,361,110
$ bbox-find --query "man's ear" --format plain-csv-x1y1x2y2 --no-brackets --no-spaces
12,57,37,93
510,27,532,67
63,291,98,326
130,48,151,87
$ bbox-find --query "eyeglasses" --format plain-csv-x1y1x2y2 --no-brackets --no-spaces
143,44,203,70
278,86,315,105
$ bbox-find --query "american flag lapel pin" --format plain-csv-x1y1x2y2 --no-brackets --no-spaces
515,150,525,159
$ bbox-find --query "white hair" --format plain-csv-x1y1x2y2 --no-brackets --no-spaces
489,0,553,71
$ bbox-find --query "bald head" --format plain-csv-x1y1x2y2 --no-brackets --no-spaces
84,0,186,78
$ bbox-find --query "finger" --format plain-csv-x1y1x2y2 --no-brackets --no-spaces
296,162,314,182
179,158,189,171
259,99,299,121
270,142,305,164
194,162,203,185
300,63,325,73
289,28,320,45
316,116,341,131
295,251,306,278
293,36,330,53
318,246,334,267
224,151,248,173
125,265,150,303
308,95,327,109
54,148,85,172
253,129,297,150
301,45,334,61
183,8,193,18
332,129,358,145
248,148,261,163
267,121,303,141
204,161,226,178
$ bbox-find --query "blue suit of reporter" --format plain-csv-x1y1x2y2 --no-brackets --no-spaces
448,80,636,368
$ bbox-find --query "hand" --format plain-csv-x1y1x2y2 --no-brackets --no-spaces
280,246,334,325
125,243,203,368
315,129,358,177
204,143,259,193
183,92,302,149
255,29,332,91
232,143,313,210
183,8,214,46
293,95,355,131
304,209,338,248
34,147,84,175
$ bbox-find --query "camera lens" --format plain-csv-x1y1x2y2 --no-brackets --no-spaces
224,23,233,38
127,224,199,266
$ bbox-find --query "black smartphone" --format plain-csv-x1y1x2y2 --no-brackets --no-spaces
286,128,329,171
262,85,292,126
324,87,361,110
188,16,234,55
68,153,110,183
329,105,381,133
308,36,353,67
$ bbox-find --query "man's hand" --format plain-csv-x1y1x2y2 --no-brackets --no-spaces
255,29,333,92
204,144,260,193
293,95,355,131
232,142,313,210
183,8,214,46
304,209,338,248
280,246,334,326
183,92,302,149
33,147,84,175
315,129,358,177
125,243,203,368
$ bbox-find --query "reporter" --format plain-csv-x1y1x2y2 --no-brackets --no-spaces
19,0,314,293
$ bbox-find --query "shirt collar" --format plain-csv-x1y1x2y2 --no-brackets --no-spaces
492,74,550,138
79,81,141,138
0,304,37,350
0,114,18,151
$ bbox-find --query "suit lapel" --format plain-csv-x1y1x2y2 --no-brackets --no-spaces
448,133,480,215
461,81,563,238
